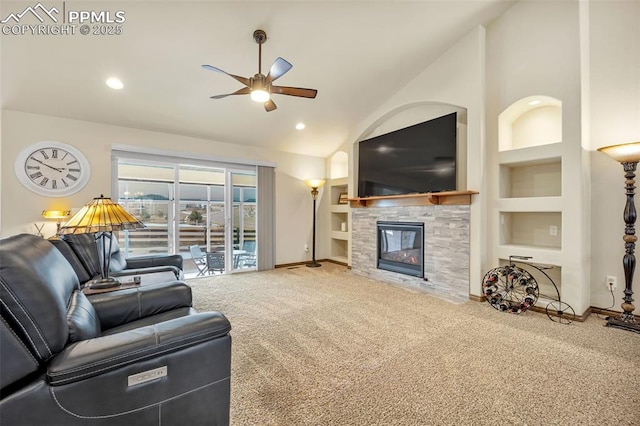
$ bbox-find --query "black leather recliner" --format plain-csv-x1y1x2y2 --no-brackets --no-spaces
0,234,231,425
50,233,185,285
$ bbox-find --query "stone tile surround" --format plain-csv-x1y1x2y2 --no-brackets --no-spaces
351,205,470,303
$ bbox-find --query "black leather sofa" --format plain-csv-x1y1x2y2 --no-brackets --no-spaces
0,234,231,425
50,232,185,286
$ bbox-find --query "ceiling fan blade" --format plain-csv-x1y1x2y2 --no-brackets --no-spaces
265,57,293,85
202,64,250,87
264,99,277,112
271,86,318,99
210,87,251,99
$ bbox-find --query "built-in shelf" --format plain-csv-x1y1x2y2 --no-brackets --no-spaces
498,142,562,165
500,159,561,198
349,190,478,208
330,230,349,241
331,204,349,213
328,177,350,265
496,197,562,212
499,211,562,249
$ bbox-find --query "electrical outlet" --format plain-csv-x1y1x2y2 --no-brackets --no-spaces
304,244,309,252
606,275,617,291
549,225,558,236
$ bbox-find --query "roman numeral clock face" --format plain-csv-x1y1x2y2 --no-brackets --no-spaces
15,141,90,197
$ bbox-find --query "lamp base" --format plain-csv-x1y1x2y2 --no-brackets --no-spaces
88,277,121,290
606,316,640,334
306,261,322,268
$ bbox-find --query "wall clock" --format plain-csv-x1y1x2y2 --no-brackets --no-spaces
14,141,91,197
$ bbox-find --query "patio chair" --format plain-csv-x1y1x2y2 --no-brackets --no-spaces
206,251,225,274
239,241,256,268
189,245,208,276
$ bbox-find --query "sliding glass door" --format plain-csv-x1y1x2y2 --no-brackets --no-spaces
117,162,174,255
229,170,257,272
116,159,257,275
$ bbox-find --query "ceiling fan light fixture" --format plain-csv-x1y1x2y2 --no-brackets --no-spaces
251,89,270,103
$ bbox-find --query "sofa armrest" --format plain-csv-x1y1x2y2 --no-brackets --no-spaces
87,281,193,330
111,265,183,280
47,311,231,386
125,254,184,271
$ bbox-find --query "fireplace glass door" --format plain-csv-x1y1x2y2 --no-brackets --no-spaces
377,221,424,277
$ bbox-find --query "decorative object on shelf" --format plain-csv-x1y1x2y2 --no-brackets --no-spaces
304,179,326,268
42,210,71,234
598,140,640,333
338,192,348,204
14,141,90,197
483,255,574,323
58,195,145,289
341,222,347,232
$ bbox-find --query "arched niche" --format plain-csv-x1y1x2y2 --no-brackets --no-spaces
353,102,468,191
499,96,562,151
330,151,348,179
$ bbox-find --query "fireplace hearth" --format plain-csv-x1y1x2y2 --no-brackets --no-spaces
377,221,424,277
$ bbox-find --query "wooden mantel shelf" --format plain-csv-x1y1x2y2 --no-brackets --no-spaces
349,190,478,208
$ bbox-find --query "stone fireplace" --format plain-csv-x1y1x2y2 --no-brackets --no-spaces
351,201,471,303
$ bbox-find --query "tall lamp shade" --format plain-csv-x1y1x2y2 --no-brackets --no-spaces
304,179,326,268
598,141,640,333
58,195,145,289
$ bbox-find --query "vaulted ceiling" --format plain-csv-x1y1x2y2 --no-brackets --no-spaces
1,1,515,157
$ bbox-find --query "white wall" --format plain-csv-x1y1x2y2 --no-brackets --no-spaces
0,109,325,265
589,0,640,310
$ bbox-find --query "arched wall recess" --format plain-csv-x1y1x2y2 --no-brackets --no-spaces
352,101,468,192
498,96,562,151
330,151,348,179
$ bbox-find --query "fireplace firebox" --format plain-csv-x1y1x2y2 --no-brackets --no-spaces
377,221,424,277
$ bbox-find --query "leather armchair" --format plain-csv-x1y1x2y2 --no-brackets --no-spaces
0,234,231,425
50,233,184,286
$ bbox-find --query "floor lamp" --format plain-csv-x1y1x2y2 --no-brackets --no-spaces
305,179,325,268
58,195,145,289
598,141,640,333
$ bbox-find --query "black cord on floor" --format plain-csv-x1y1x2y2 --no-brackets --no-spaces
594,284,616,320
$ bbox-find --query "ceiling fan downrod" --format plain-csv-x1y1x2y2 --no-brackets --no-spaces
253,29,267,76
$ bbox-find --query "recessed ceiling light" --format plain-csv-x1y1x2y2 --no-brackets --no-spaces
106,77,124,90
296,122,306,130
528,100,541,106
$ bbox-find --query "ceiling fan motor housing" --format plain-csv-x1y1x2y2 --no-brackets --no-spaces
251,74,268,92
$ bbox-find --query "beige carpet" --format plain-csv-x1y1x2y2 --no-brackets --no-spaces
188,263,640,425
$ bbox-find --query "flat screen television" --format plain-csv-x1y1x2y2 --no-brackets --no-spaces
357,112,457,197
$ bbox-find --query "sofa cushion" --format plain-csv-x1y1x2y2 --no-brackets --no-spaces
0,234,79,360
61,233,102,278
67,291,101,343
0,318,39,390
49,237,94,283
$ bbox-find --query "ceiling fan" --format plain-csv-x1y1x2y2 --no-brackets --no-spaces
202,29,318,112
